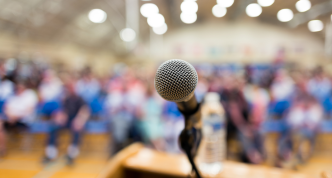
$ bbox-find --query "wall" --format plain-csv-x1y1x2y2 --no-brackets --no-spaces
0,33,116,75
151,19,327,65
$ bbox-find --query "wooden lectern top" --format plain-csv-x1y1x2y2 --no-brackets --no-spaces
98,143,312,178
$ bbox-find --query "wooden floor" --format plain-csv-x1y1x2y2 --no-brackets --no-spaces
0,151,109,178
0,132,331,178
0,132,110,178
297,156,332,178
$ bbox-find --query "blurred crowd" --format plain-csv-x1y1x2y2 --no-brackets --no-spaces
0,58,331,168
198,64,330,167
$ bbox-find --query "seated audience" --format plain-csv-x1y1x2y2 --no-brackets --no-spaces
0,57,329,169
280,95,323,167
105,74,137,155
44,77,90,165
137,84,165,151
220,75,264,163
0,80,38,155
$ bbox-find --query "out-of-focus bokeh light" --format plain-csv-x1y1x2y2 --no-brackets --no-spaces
277,9,294,22
88,9,107,23
153,23,168,35
296,0,311,12
120,28,136,42
147,13,165,28
140,3,159,18
308,20,324,32
181,1,198,13
246,3,262,17
180,12,197,24
217,0,234,8
257,0,274,7
212,5,227,18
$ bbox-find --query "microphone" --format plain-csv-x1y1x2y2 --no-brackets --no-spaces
155,59,202,178
155,59,199,115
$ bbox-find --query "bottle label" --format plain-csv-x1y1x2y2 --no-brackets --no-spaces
201,113,226,163
203,114,224,135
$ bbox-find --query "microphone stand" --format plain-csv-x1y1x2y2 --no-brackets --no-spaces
179,126,202,178
178,100,202,178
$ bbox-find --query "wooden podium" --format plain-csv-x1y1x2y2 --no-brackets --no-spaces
98,143,312,178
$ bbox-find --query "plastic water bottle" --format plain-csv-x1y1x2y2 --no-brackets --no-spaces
197,92,226,176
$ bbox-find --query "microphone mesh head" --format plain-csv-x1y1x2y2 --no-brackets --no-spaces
155,59,198,102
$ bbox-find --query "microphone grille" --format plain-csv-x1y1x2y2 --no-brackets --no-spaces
155,59,198,102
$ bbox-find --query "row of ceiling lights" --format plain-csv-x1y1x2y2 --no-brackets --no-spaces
141,3,168,34
87,0,328,42
214,0,324,33
176,0,324,33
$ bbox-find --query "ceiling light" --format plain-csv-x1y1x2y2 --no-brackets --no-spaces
181,1,198,13
153,23,168,35
147,13,165,28
180,12,197,24
140,3,159,17
88,9,107,23
216,0,234,8
308,20,323,32
257,0,274,7
120,28,136,42
277,9,293,22
212,5,227,18
246,3,262,17
296,0,311,12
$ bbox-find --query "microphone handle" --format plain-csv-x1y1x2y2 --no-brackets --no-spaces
176,95,201,130
176,95,199,116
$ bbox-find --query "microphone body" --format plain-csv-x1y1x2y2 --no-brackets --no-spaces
154,59,201,129
155,59,202,178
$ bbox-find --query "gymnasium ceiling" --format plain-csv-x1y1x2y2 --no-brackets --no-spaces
0,0,331,55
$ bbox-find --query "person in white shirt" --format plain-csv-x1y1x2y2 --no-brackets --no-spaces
0,80,38,155
38,70,63,118
270,70,295,102
307,68,332,104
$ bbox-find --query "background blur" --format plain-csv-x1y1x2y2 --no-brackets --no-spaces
0,0,331,177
